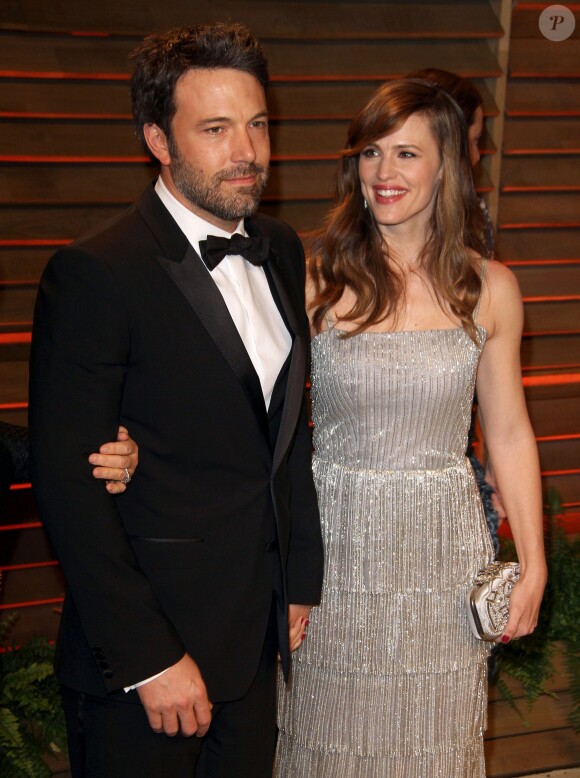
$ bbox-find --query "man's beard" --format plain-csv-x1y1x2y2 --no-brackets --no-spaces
169,139,269,222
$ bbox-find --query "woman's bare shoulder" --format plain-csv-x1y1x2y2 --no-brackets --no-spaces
483,257,520,297
477,258,523,337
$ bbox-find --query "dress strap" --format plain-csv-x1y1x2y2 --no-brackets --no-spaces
473,259,488,323
323,310,335,330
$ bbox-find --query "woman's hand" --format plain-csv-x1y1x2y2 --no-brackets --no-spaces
498,565,547,643
89,426,139,494
288,604,312,651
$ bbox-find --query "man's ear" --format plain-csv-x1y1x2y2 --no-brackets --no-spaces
143,123,171,166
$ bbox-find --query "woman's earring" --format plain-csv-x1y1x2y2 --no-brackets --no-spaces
363,198,368,209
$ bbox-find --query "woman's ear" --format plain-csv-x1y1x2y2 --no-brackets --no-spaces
143,123,171,166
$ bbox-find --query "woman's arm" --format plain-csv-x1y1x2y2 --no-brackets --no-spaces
476,260,547,641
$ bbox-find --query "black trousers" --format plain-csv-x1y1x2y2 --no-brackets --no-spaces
61,609,278,778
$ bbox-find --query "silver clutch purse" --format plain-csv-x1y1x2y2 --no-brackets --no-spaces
467,561,520,641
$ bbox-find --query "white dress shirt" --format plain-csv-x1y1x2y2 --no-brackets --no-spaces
125,179,292,691
155,177,291,409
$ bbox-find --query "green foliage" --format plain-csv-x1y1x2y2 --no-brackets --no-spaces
494,489,580,730
0,618,67,778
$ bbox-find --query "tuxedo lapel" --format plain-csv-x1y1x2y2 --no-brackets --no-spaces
157,247,270,443
135,185,270,443
272,328,307,473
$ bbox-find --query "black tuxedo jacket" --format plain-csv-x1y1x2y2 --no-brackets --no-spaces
29,184,323,702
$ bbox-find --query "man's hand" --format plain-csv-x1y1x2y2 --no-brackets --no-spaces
288,604,313,651
137,654,212,737
89,426,139,494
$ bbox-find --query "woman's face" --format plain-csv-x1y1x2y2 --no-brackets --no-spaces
468,105,484,167
358,112,442,239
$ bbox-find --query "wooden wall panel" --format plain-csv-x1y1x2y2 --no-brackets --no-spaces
499,3,580,510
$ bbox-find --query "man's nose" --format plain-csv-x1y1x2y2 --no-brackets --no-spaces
232,129,257,162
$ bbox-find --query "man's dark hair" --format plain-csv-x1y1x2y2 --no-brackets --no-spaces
130,23,269,157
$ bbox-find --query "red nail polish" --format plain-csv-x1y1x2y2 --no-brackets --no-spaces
501,635,510,644
304,620,310,626
301,633,306,640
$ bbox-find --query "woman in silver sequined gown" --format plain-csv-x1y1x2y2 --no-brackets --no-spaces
276,80,546,777
277,323,493,776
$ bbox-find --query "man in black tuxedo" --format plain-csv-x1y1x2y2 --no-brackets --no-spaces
29,23,323,778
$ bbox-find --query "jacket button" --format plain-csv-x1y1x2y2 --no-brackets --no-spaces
103,669,114,679
265,540,278,552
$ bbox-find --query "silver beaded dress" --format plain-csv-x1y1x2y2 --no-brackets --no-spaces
276,318,494,777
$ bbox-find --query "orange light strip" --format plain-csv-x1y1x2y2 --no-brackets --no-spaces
505,259,580,266
507,111,580,118
0,111,133,120
0,401,28,410
500,223,580,230
522,364,580,372
0,333,32,345
0,239,69,247
0,521,41,531
0,70,129,81
0,560,59,573
541,468,580,476
510,72,580,79
502,186,580,193
8,483,32,492
503,149,580,156
522,330,580,337
523,373,580,387
0,597,63,611
537,433,580,442
0,154,150,164
523,294,580,302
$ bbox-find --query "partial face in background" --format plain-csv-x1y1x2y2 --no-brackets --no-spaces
467,105,484,168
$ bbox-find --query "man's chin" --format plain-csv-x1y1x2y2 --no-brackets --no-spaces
221,193,262,220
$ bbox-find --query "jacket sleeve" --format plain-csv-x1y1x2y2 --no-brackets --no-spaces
29,246,185,692
281,233,324,605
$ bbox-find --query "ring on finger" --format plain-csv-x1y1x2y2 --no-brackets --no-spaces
121,467,131,485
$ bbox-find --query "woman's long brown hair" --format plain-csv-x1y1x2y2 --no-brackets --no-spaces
308,78,488,340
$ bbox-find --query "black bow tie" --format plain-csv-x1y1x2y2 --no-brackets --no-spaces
199,234,270,271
